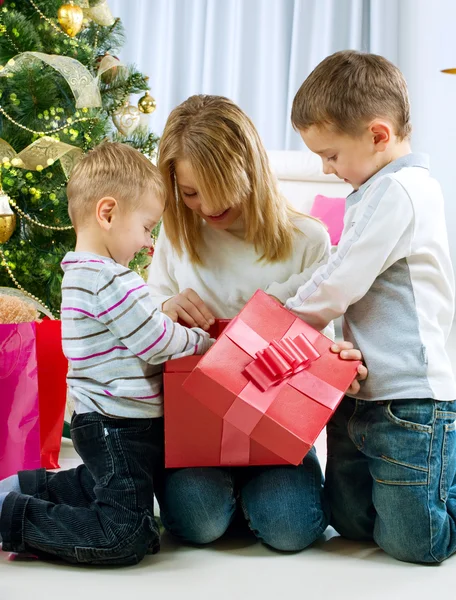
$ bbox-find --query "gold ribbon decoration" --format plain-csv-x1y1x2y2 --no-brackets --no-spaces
0,52,102,108
0,137,83,177
96,53,124,81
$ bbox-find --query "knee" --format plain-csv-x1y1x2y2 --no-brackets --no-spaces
159,468,236,545
262,527,323,552
182,521,230,545
245,506,329,552
374,531,442,564
75,516,159,566
74,537,152,566
161,509,232,545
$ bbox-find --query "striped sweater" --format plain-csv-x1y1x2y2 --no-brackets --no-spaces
61,251,212,418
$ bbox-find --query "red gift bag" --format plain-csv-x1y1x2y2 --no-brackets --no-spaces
36,319,68,469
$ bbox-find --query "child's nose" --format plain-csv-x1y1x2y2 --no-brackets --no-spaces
322,161,334,175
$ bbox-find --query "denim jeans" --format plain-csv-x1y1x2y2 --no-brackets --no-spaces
0,412,164,566
156,445,329,552
325,397,456,563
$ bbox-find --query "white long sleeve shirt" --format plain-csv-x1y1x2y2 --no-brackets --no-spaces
148,215,332,329
285,153,456,401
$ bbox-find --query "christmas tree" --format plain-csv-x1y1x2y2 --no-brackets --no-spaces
0,0,159,316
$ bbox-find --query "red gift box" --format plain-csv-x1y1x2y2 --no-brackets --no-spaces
165,355,290,468
164,319,286,468
182,290,360,466
165,319,288,467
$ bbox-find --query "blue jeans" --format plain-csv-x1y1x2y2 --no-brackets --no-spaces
0,413,164,566
156,446,329,551
325,397,456,563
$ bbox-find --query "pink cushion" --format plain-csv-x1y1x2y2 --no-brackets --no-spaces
309,194,346,245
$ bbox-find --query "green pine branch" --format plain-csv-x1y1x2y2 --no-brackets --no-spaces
0,0,160,314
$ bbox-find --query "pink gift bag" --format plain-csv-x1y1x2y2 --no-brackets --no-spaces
0,322,41,480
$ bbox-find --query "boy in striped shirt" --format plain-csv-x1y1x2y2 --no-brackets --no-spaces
0,142,212,565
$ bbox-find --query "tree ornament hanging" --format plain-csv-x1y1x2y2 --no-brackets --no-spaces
112,102,141,136
96,53,121,84
138,91,157,114
0,189,16,244
57,2,84,38
84,0,116,26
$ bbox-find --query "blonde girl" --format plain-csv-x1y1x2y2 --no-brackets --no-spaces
149,95,365,551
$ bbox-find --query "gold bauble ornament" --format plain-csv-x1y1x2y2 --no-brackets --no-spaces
57,2,84,38
0,190,16,243
112,102,141,136
138,91,157,114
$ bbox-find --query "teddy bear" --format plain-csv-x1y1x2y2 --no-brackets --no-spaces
0,293,39,324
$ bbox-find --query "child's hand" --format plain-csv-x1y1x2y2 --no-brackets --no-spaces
163,289,215,331
163,309,178,322
331,341,368,396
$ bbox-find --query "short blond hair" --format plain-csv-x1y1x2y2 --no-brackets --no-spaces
67,142,165,228
291,50,411,140
158,95,305,264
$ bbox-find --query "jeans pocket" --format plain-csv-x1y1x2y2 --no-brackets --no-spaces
72,421,114,487
373,402,432,484
440,418,456,502
384,400,433,433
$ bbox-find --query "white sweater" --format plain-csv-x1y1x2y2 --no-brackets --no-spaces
286,153,456,401
148,215,332,330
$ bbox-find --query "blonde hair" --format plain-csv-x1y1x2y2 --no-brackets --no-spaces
158,95,304,264
67,142,166,228
291,50,411,140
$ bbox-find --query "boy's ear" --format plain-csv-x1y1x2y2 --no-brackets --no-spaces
369,120,392,152
96,197,118,231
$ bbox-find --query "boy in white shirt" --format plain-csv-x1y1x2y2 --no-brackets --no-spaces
281,50,456,564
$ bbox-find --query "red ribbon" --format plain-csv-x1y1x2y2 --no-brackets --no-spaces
244,333,320,392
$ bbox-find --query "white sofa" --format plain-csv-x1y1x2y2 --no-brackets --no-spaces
267,150,352,213
268,149,352,341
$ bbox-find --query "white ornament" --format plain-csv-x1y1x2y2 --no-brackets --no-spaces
112,103,141,136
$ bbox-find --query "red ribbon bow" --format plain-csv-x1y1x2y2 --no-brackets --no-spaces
244,333,320,392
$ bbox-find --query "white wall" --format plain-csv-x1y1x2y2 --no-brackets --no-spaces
108,0,456,266
398,0,456,266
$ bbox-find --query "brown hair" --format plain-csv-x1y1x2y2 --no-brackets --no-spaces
291,50,411,140
67,142,166,228
158,94,306,264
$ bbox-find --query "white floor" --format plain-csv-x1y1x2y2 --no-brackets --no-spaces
2,329,456,600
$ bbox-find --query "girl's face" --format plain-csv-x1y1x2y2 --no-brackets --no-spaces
175,159,242,230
